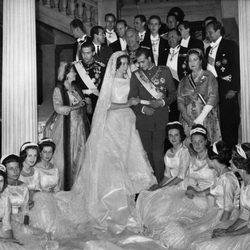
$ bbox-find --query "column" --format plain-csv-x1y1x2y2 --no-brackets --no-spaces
238,0,250,142
2,0,37,154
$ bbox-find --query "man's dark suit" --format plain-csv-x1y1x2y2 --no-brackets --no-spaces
165,45,188,122
187,37,204,53
109,39,122,52
93,44,113,66
206,38,240,148
140,34,169,66
129,65,176,183
73,36,92,60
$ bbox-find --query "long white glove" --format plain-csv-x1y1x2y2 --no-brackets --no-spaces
194,105,213,125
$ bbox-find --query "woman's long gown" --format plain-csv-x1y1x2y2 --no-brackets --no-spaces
136,151,216,242
29,77,156,237
192,180,250,250
160,171,241,249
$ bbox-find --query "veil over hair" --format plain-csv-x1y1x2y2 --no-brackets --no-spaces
71,51,130,222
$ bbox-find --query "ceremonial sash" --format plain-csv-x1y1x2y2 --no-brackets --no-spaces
74,61,98,93
135,70,163,99
188,74,206,105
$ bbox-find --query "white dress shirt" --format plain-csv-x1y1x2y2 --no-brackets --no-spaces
105,29,117,45
167,45,180,81
119,38,127,51
207,36,222,78
180,36,190,48
138,30,146,43
150,34,160,66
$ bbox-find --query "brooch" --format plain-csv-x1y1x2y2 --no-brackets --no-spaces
160,78,165,84
215,61,221,67
222,59,228,65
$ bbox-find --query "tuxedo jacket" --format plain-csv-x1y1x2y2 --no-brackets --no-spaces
93,44,113,66
109,39,122,52
165,45,188,82
140,34,169,66
128,65,176,131
187,37,204,53
206,38,240,96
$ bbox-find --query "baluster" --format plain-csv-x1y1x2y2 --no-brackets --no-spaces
77,0,84,19
53,0,59,9
92,7,98,25
69,0,76,17
61,0,67,13
85,4,91,25
44,0,51,7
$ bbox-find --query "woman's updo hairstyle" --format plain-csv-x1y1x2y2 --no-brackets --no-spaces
19,142,39,164
116,55,130,70
38,138,56,153
208,141,232,167
189,124,210,151
0,164,7,192
186,48,206,70
232,143,250,174
57,62,74,83
166,121,186,142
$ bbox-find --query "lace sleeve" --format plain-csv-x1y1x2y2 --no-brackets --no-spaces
177,148,190,180
53,87,71,115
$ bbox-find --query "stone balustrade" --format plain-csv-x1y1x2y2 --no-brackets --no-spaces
39,0,98,27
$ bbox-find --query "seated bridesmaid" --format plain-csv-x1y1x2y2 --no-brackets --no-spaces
35,138,59,193
150,121,190,190
2,154,29,226
19,142,40,206
136,124,216,239
0,164,13,239
192,143,250,250
160,141,241,249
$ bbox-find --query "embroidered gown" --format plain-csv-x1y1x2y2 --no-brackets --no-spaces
46,86,89,190
136,150,216,241
178,70,221,143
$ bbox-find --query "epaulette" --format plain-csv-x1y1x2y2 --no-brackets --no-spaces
95,60,105,67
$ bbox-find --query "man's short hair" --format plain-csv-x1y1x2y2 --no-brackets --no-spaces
207,20,223,32
168,28,181,37
90,26,104,39
148,15,161,25
81,41,95,52
105,13,116,22
70,19,84,31
136,48,151,58
178,21,190,31
116,19,128,27
134,14,147,24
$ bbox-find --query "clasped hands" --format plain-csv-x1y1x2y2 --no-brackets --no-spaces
143,99,164,116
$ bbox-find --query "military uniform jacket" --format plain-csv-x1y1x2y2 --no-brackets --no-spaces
129,65,176,131
206,38,240,97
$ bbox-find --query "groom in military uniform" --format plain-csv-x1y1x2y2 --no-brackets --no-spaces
129,48,176,183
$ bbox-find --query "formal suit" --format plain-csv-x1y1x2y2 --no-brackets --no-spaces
109,39,123,52
184,37,204,53
129,65,176,182
93,44,113,66
140,33,169,66
206,38,240,148
165,45,188,122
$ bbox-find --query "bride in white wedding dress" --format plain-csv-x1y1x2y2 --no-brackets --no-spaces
18,51,160,250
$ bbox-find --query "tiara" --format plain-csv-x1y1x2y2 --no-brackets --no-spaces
20,142,38,152
167,121,182,126
236,144,247,160
39,138,54,145
212,141,219,155
0,164,6,173
190,127,206,136
0,154,9,164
